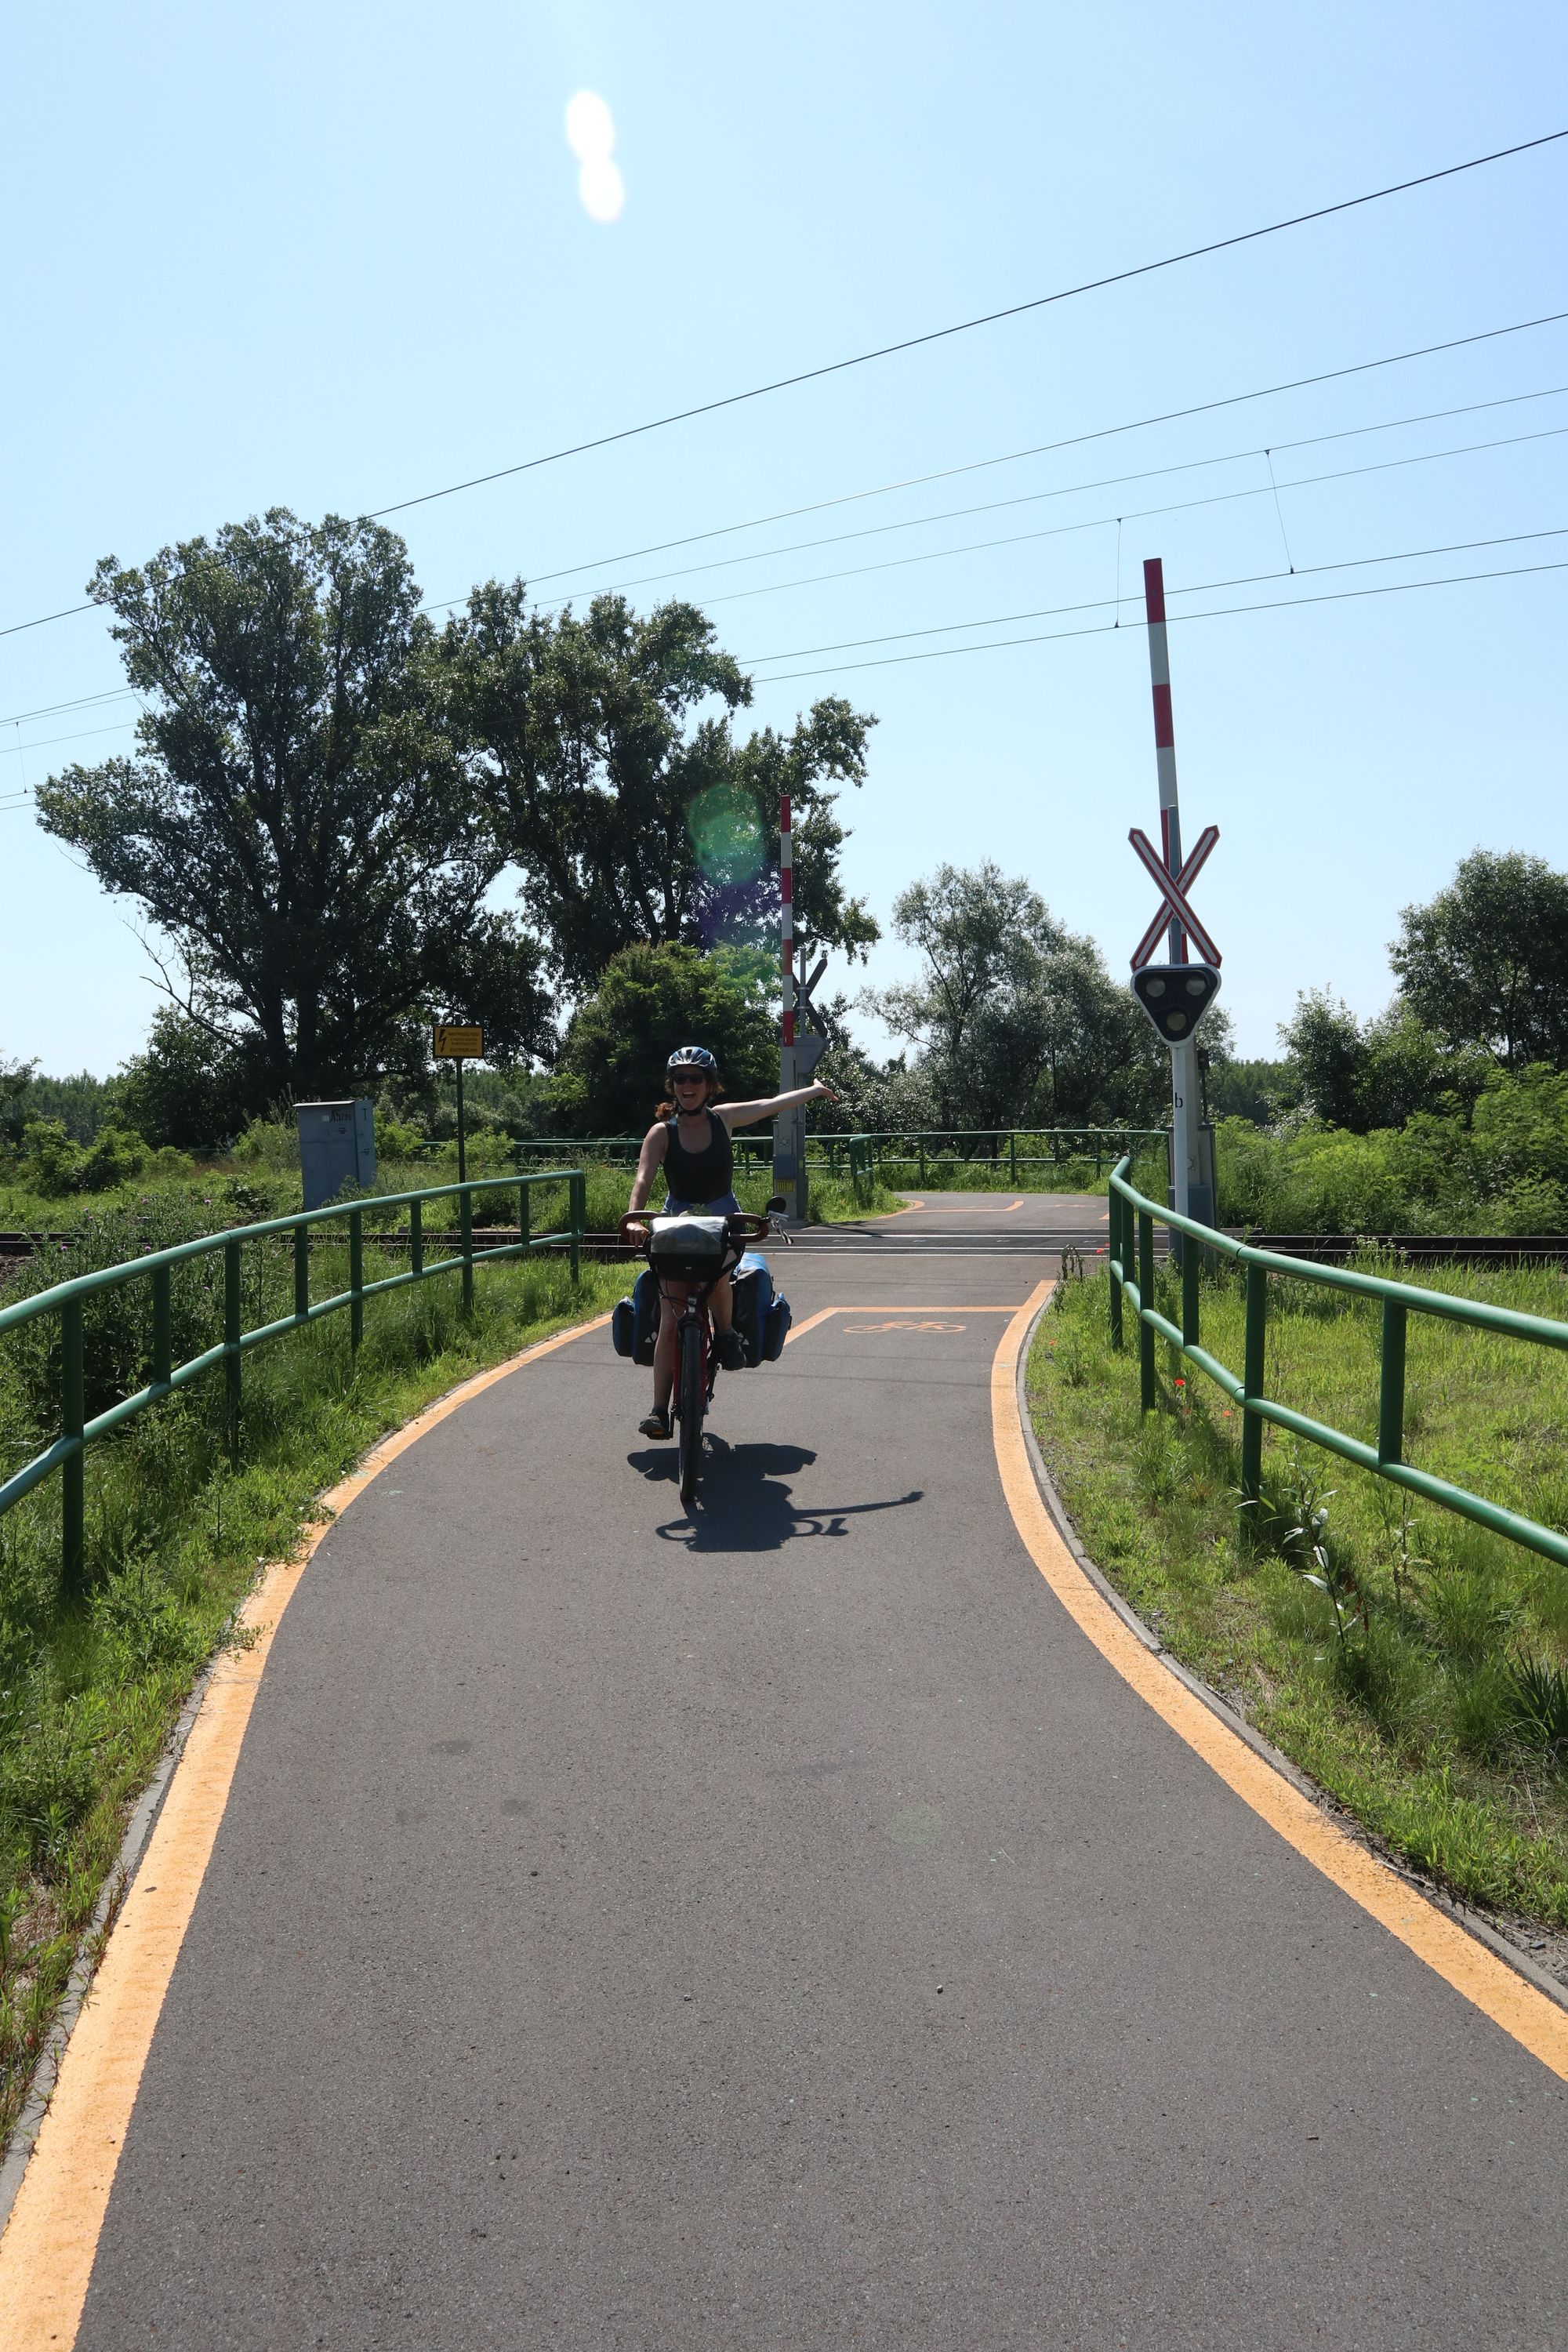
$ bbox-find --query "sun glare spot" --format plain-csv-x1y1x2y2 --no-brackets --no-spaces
578,156,626,223
565,89,616,165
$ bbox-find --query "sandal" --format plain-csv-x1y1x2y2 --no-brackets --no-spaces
639,1407,672,1439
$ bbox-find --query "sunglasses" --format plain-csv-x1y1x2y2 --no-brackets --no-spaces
670,1073,708,1087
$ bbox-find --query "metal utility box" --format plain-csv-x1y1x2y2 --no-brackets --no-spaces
296,1099,376,1211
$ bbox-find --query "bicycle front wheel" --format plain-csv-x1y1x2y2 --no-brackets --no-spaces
677,1317,705,1508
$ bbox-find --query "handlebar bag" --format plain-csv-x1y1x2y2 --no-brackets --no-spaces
647,1212,731,1283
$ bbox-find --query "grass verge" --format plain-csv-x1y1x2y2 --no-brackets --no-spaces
1029,1260,1568,1954
0,1250,627,2147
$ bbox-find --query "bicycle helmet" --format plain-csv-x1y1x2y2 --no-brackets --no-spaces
666,1045,719,1078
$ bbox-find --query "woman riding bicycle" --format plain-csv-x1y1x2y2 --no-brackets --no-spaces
627,1045,837,1439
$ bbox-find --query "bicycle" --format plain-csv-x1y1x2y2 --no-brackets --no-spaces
619,1202,782,1508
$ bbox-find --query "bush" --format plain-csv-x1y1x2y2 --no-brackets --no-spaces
18,1120,85,1196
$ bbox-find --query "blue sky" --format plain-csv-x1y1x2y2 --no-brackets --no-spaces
3,1,1566,1073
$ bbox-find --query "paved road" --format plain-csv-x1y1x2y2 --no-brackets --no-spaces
49,1215,1568,2345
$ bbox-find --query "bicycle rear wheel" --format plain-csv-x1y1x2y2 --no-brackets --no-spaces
677,1317,705,1508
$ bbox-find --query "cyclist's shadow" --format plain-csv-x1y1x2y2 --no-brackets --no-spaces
628,1437,923,1552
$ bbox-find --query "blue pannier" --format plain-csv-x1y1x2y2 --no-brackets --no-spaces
610,1267,662,1365
733,1252,791,1368
761,1294,792,1359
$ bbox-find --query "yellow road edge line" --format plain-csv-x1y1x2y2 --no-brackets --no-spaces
992,1286,1568,2084
0,1310,612,2352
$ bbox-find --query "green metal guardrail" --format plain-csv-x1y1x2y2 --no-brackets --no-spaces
839,1127,1170,1197
0,1168,586,1599
1107,1154,1568,1570
439,1130,1168,1195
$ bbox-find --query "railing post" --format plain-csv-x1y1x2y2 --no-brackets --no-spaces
569,1172,583,1285
152,1264,172,1388
1182,1219,1200,1352
61,1295,85,1599
293,1221,310,1324
1240,1261,1267,1537
224,1238,242,1461
1009,1131,1017,1184
518,1181,531,1256
410,1196,423,1280
1138,1209,1156,1413
919,1137,926,1184
1378,1300,1407,1465
349,1211,364,1352
1109,1184,1123,1350
459,1189,474,1315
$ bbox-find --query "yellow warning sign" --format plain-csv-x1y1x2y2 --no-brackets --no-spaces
432,1022,485,1059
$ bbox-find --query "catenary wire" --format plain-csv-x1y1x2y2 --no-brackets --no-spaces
626,419,1568,614
6,126,1560,638
747,557,1568,683
525,386,1568,609
738,524,1568,663
6,529,1564,779
364,130,1568,521
6,304,1567,653
521,310,1568,587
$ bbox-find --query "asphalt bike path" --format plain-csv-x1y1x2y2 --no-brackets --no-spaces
12,1202,1568,2347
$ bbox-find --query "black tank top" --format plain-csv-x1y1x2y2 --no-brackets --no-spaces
663,1109,733,1202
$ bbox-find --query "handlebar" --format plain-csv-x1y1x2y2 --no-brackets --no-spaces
618,1210,774,1245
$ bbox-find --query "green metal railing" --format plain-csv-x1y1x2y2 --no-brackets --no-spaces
0,1168,587,1598
1106,1155,1568,1570
840,1127,1169,1197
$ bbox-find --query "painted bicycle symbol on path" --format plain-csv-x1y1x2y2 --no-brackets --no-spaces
843,1319,967,1334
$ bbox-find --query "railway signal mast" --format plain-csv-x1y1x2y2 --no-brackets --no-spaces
1129,557,1222,1227
774,792,829,1224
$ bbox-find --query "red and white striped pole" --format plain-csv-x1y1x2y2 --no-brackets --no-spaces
1143,556,1196,1221
775,793,800,1219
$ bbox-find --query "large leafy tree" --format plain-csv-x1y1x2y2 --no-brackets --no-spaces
1391,849,1568,1070
550,942,776,1135
863,862,1167,1129
35,510,551,1108
437,585,880,992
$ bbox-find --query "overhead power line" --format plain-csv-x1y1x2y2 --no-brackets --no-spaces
655,418,1568,614
529,383,1568,610
5,300,1567,652
748,556,1568,684
739,524,1568,666
365,129,1568,521
522,309,1568,588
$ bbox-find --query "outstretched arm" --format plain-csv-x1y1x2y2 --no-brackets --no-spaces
627,1123,670,1213
720,1081,839,1131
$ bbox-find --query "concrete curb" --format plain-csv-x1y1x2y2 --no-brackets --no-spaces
1014,1290,1568,2020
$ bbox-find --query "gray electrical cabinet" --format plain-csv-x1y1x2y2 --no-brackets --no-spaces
296,1099,376,1211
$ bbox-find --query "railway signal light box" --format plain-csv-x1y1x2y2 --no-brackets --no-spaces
1132,962,1222,1044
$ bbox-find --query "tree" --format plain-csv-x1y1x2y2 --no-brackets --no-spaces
437,586,880,991
1279,991,1366,1128
550,942,777,1134
864,862,1167,1130
118,1007,256,1152
1392,848,1568,1070
1281,989,1489,1131
35,510,553,1110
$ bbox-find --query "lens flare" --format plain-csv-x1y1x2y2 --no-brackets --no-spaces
687,785,765,885
565,90,615,163
578,157,625,223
